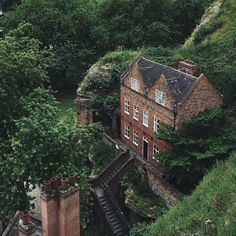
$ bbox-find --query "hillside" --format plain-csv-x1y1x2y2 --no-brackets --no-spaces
77,0,236,235
130,152,236,235
128,0,236,234
176,0,236,106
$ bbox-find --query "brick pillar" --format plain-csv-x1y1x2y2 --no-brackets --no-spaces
178,60,196,76
18,212,36,236
40,175,80,236
77,107,92,125
58,177,80,236
40,181,59,236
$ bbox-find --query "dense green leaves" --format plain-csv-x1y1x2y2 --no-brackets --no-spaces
0,22,51,137
2,0,211,88
155,108,236,190
0,88,103,226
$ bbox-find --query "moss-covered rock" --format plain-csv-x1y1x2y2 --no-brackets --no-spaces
125,187,167,219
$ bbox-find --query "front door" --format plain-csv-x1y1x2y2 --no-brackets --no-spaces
143,138,148,161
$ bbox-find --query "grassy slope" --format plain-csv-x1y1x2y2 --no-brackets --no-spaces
139,152,236,236
130,0,236,235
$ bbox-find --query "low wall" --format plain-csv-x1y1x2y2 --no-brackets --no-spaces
147,166,182,209
102,133,127,153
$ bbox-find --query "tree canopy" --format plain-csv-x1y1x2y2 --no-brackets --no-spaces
2,0,212,88
155,108,236,191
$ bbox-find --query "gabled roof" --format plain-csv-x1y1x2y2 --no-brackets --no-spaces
135,57,198,104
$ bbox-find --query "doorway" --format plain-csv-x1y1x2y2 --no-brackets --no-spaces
142,137,148,161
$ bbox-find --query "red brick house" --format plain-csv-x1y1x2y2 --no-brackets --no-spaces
120,57,223,167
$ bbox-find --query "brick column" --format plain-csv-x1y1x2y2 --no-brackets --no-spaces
58,177,80,236
40,175,80,236
41,180,59,236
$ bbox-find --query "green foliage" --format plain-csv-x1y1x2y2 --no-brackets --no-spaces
155,108,236,189
2,0,211,88
194,17,224,44
125,187,167,218
89,141,118,175
80,50,138,113
178,0,236,107
0,88,103,228
130,222,151,236
173,0,214,37
0,22,52,137
136,152,236,236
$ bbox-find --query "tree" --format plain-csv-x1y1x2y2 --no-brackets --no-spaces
0,88,103,227
155,108,236,191
2,0,212,88
2,0,101,88
0,22,52,138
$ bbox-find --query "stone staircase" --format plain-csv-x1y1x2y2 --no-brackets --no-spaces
90,150,134,235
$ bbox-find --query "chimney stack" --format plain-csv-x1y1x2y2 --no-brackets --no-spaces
18,212,36,236
41,175,80,236
178,59,196,76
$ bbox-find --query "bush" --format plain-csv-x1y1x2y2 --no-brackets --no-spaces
194,17,224,44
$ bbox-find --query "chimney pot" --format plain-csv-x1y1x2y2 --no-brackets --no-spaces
61,178,68,191
44,181,52,194
69,175,76,187
22,212,30,225
51,177,58,189
57,175,62,186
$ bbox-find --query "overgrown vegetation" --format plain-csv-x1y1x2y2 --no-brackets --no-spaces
0,23,104,232
1,0,212,88
130,152,236,235
89,141,118,176
121,168,167,219
155,108,236,191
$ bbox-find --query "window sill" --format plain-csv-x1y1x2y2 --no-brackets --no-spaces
124,135,130,140
133,142,139,146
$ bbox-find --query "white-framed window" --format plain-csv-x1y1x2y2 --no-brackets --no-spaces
154,117,160,132
152,144,160,161
155,90,166,106
131,78,139,92
133,105,139,121
124,99,130,115
143,110,149,127
133,130,139,146
124,124,130,139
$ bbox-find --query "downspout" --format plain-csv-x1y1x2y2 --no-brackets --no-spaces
173,110,177,129
173,103,178,129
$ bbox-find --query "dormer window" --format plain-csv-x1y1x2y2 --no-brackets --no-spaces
155,90,166,106
131,78,139,92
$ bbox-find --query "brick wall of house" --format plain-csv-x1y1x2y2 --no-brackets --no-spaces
124,64,145,95
147,75,175,110
120,84,173,167
176,74,223,127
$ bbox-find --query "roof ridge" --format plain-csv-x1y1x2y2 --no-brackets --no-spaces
140,56,198,80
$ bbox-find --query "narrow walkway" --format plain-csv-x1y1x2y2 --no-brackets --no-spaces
90,151,134,236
